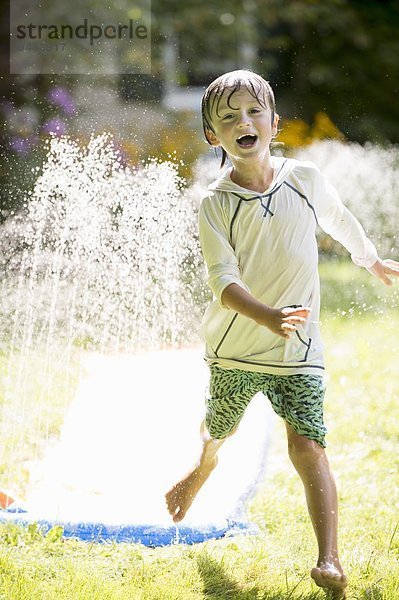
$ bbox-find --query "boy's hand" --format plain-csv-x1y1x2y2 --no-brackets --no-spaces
258,306,312,339
220,284,311,339
367,258,399,286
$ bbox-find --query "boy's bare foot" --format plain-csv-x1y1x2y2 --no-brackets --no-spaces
165,457,218,523
311,563,348,599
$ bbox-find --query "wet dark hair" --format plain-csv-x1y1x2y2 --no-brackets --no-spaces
201,69,276,168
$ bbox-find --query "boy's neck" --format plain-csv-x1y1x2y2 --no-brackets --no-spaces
229,155,275,194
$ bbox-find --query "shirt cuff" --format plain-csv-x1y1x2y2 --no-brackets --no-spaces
351,247,378,269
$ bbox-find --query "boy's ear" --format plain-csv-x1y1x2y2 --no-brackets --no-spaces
205,128,220,147
272,113,280,136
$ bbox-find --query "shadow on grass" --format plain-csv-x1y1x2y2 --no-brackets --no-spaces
196,553,322,600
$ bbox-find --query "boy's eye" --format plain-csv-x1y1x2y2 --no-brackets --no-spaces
222,114,234,120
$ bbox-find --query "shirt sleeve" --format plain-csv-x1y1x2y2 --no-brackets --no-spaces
310,164,378,268
199,193,250,308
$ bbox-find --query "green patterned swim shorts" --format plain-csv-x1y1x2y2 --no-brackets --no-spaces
205,366,327,447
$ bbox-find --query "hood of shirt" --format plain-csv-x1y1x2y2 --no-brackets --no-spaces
207,156,296,196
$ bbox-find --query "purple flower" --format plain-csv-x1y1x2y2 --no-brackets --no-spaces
47,86,76,115
9,135,38,154
42,118,67,136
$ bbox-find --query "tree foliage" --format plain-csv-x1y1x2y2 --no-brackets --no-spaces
255,0,399,142
152,0,399,142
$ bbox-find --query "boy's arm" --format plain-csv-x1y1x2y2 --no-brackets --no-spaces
199,195,250,307
221,283,311,339
310,165,399,285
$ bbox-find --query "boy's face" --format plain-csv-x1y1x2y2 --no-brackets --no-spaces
205,87,279,162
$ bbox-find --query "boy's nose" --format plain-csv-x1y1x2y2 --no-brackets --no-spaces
237,113,251,127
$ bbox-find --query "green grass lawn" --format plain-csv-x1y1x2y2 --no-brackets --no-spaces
0,261,398,599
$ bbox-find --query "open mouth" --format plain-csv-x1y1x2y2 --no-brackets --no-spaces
236,134,257,148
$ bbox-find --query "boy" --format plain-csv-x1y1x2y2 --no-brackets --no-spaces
165,70,399,598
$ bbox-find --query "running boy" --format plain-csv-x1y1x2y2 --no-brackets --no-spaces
165,70,399,598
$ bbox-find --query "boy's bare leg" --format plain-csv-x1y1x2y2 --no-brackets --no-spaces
165,421,227,523
285,423,348,599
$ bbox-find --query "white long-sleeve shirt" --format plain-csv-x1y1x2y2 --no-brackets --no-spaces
199,156,377,375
